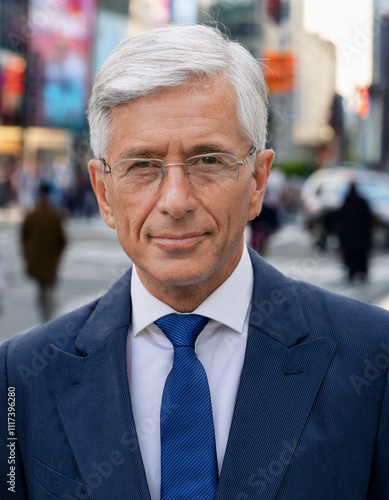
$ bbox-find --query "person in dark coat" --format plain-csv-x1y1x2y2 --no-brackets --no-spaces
337,182,373,281
21,183,67,321
249,201,279,255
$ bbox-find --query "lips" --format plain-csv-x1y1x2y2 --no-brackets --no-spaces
152,233,206,250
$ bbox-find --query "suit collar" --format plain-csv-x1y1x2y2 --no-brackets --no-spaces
248,247,309,347
74,267,133,355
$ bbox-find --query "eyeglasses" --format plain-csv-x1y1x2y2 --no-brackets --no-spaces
100,147,256,192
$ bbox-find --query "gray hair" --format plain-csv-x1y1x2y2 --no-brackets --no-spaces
87,24,268,160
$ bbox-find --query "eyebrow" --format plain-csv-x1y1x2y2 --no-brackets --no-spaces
190,144,231,155
116,143,232,160
116,147,156,159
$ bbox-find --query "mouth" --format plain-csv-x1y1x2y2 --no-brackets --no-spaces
152,233,206,250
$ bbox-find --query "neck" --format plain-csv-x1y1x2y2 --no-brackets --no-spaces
142,281,219,313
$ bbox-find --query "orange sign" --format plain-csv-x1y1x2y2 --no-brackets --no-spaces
0,53,25,120
262,50,295,94
356,87,369,118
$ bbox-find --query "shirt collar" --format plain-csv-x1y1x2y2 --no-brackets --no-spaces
131,244,253,337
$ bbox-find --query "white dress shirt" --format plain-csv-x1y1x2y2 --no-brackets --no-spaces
127,245,254,500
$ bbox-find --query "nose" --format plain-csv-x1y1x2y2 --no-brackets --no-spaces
156,164,197,219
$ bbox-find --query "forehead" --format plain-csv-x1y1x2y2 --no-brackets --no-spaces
107,77,248,161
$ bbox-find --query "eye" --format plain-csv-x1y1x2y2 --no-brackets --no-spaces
199,156,222,165
131,160,156,169
113,159,161,179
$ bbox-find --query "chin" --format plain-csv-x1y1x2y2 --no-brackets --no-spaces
152,267,211,287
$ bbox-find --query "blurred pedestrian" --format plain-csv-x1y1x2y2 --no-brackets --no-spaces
250,177,281,255
337,182,373,281
249,201,279,255
21,183,67,322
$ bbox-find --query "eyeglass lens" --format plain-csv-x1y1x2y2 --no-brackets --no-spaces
107,153,246,191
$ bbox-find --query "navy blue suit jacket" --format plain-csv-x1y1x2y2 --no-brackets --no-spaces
1,249,389,499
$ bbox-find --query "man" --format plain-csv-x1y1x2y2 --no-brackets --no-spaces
21,183,67,322
1,24,388,500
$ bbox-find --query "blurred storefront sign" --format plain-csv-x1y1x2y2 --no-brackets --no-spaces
0,127,24,155
25,0,96,130
0,125,72,160
356,87,370,118
262,50,295,94
0,51,26,125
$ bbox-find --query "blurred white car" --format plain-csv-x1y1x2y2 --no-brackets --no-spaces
300,167,389,243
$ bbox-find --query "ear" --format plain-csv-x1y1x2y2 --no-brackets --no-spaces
88,160,116,229
248,149,274,222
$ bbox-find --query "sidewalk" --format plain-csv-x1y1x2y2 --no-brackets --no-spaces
0,205,24,225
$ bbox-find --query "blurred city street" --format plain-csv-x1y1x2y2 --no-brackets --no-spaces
1,210,389,343
0,210,130,342
2,1,389,341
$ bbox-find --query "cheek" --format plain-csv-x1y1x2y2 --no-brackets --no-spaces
110,195,148,240
211,189,250,236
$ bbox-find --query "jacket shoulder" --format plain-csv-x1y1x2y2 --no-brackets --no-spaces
0,299,99,371
293,278,389,345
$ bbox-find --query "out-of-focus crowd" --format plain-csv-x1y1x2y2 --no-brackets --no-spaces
0,156,98,217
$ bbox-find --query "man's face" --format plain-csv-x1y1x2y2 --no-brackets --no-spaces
89,78,273,305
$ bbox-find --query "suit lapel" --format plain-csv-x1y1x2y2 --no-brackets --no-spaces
216,250,337,499
47,269,151,500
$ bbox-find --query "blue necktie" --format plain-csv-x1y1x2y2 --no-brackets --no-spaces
155,313,218,500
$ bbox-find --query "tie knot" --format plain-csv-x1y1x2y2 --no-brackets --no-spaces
155,313,209,348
